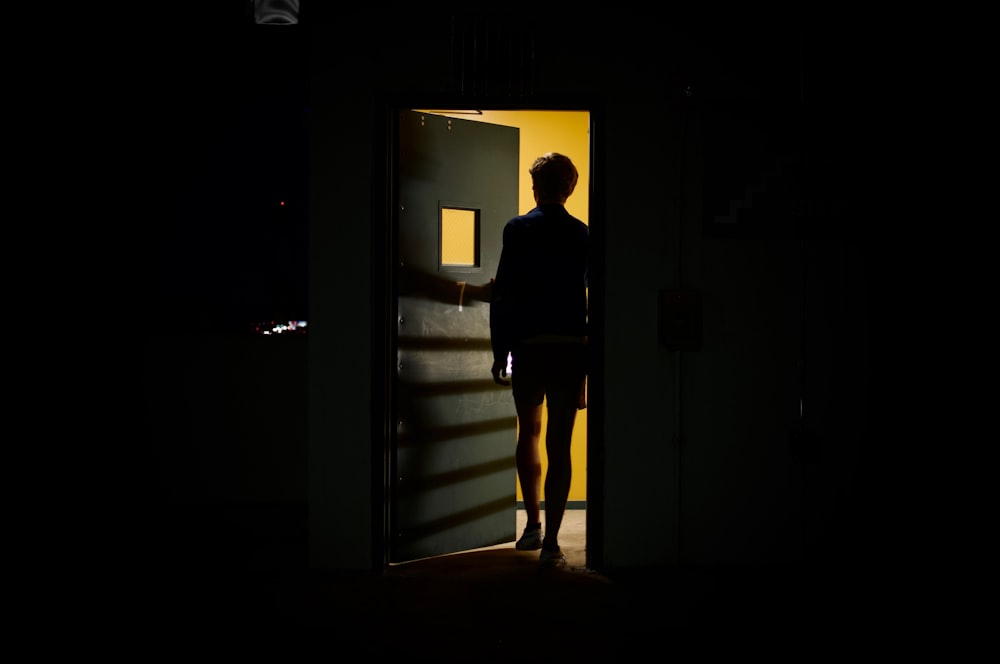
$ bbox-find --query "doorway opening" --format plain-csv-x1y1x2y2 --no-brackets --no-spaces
377,105,604,572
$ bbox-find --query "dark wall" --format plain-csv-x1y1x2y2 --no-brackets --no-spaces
144,334,307,506
137,9,311,566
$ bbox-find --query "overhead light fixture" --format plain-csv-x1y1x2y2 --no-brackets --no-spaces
254,0,298,25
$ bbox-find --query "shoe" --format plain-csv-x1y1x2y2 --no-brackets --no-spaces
515,526,543,551
539,547,566,568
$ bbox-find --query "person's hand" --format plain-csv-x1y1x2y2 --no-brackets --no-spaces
491,358,511,385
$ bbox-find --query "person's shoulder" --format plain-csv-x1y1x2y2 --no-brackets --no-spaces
505,207,542,227
504,213,531,230
547,206,587,237
568,214,589,235
553,205,584,224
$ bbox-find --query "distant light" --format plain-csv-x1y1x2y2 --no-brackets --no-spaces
254,320,308,336
280,200,285,207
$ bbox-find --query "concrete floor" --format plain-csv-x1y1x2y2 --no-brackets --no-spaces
467,508,588,569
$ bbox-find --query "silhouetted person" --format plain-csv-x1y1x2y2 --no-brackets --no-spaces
490,152,588,568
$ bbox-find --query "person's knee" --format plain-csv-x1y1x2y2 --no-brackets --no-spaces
547,405,578,430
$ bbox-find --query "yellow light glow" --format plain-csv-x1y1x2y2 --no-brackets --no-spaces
441,208,476,266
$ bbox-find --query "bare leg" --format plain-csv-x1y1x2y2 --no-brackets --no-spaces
515,402,544,529
541,404,577,550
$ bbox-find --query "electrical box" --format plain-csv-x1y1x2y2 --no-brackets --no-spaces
658,289,702,351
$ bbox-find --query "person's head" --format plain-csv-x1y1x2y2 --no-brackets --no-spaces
529,152,578,204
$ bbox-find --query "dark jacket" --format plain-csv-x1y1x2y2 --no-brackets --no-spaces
490,203,589,364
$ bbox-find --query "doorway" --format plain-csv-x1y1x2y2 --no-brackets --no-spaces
378,105,602,570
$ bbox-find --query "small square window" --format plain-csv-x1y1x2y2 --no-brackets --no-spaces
440,207,479,267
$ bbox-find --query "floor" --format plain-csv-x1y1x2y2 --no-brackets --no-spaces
124,505,922,658
468,508,588,569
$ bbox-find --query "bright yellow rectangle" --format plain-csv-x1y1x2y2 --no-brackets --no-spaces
441,208,476,266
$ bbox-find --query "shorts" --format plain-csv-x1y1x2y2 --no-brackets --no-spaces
510,341,588,410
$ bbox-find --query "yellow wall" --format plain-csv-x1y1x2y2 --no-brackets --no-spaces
417,110,590,503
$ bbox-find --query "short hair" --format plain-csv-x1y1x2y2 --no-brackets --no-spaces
529,152,578,202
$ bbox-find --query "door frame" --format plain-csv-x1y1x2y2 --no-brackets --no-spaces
371,97,607,572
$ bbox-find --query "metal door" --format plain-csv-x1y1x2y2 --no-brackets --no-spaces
392,110,519,562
